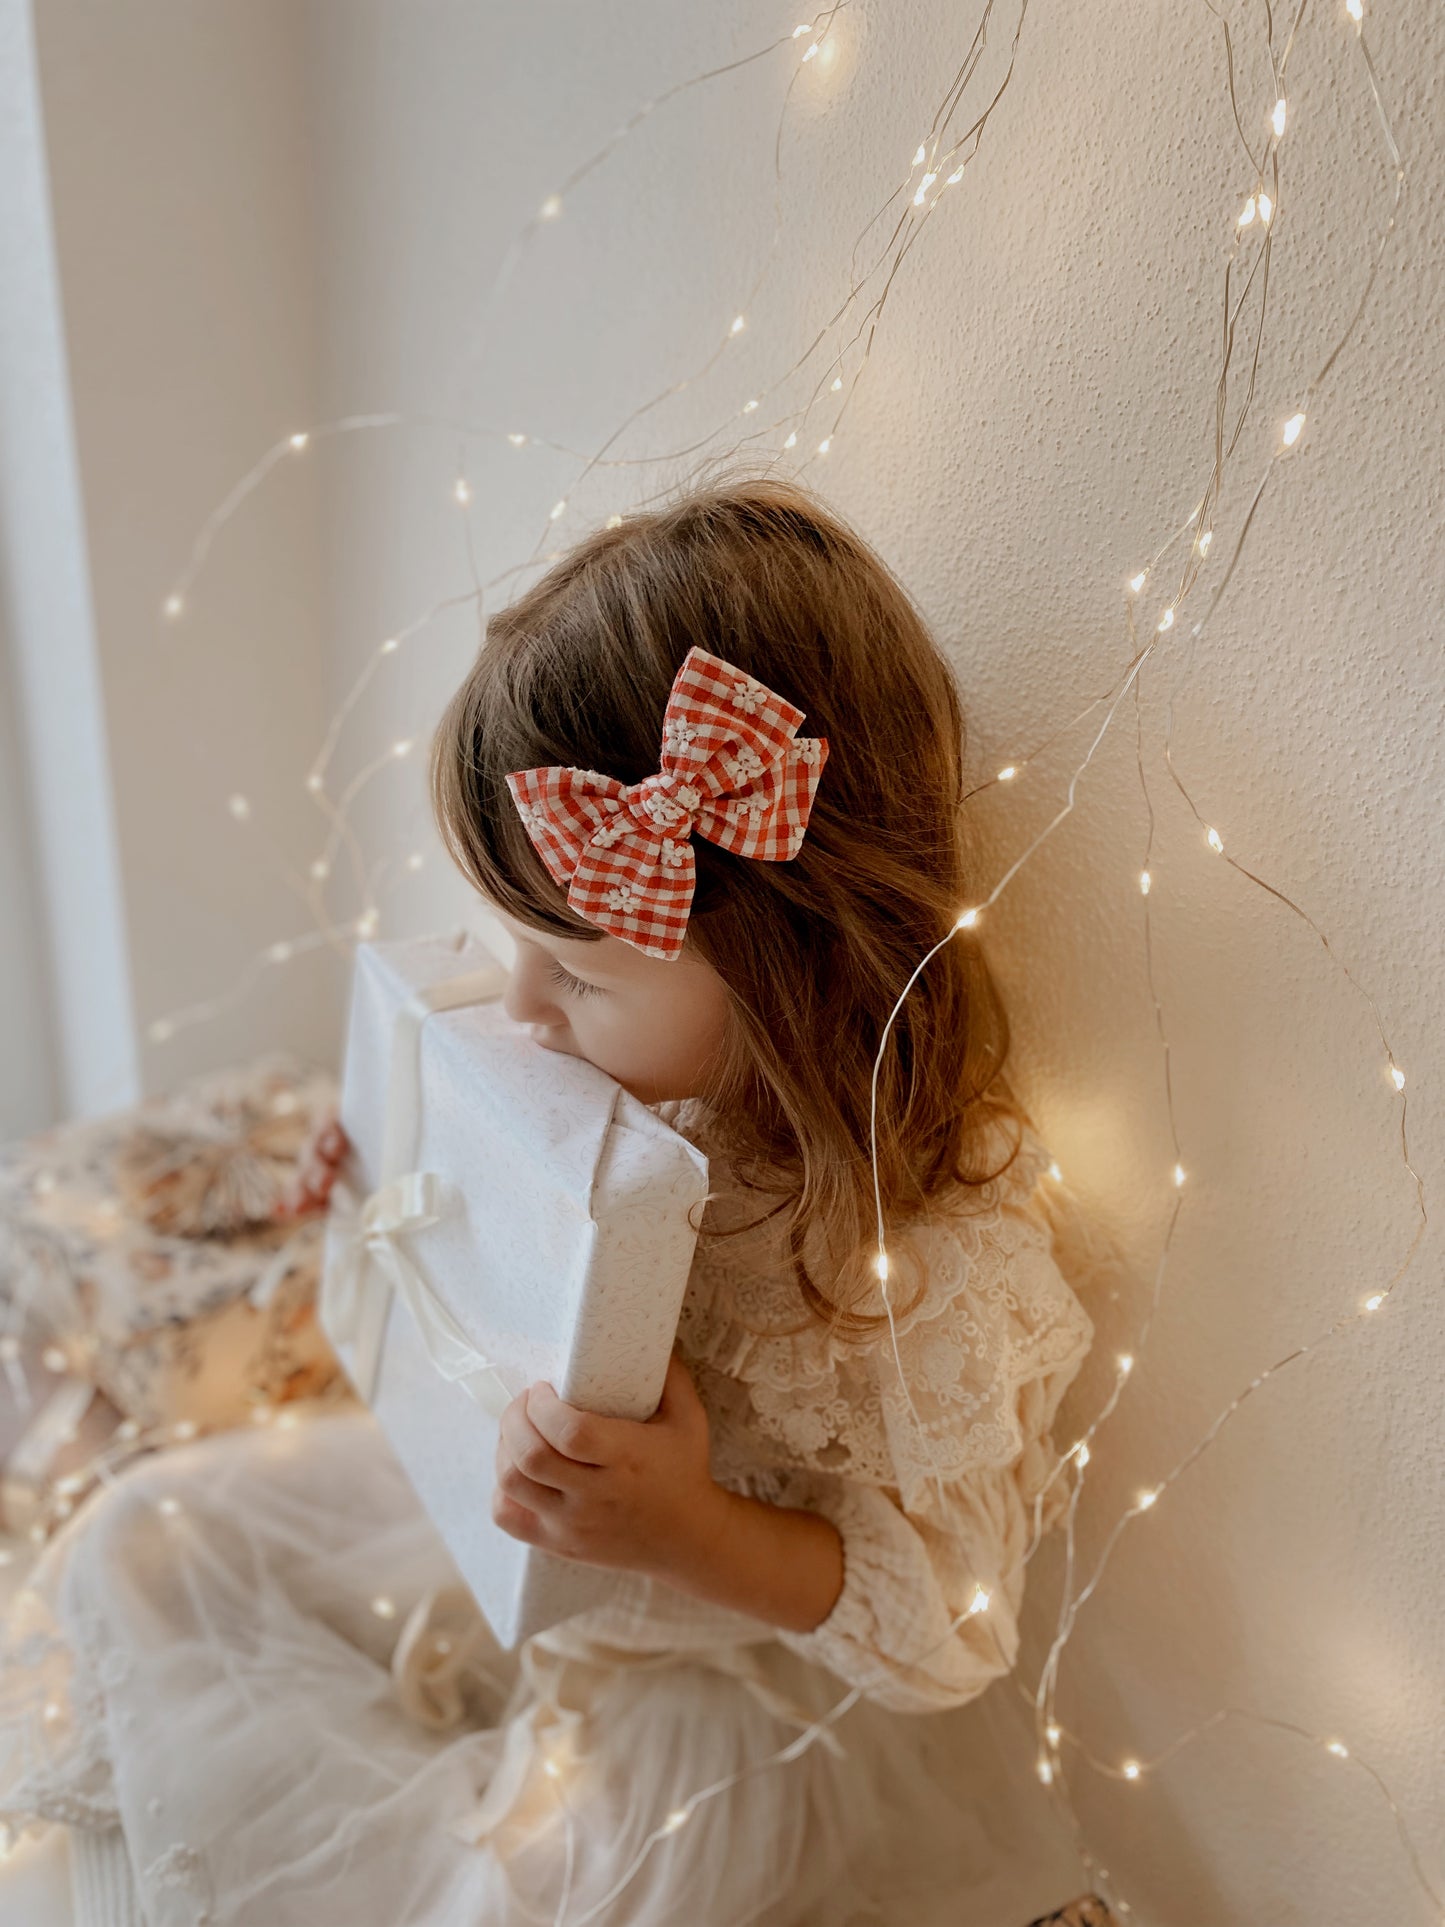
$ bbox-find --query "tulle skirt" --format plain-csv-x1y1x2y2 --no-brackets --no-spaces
0,1411,1050,1926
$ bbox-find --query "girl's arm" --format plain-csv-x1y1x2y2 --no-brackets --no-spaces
654,1485,845,1634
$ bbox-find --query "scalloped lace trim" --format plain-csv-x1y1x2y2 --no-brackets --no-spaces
666,1107,1095,1512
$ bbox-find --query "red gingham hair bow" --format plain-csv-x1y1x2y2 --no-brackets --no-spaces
505,646,829,961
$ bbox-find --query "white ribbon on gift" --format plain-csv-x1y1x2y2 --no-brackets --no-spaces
324,955,514,1417
322,1171,512,1419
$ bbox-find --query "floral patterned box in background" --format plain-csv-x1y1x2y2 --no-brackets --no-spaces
0,1055,348,1540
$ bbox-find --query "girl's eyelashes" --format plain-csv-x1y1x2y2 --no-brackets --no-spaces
546,956,605,1001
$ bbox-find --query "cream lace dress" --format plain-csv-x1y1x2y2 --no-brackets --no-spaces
0,1103,1096,1927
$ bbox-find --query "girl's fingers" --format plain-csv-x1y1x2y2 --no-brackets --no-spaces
498,1397,595,1492
494,1430,569,1511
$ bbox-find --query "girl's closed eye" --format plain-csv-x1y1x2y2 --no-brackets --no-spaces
546,957,605,1000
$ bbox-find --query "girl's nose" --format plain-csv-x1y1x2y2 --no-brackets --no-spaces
501,951,565,1029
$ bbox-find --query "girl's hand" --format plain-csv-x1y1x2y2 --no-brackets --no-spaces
493,1350,723,1581
276,1114,351,1220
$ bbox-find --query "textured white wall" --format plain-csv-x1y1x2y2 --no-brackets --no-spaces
301,4,1443,1920
0,0,137,1129
29,0,337,1103
16,0,1440,1917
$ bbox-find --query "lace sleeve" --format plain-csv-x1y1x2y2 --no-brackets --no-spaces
760,1181,1096,1714
766,1371,1082,1715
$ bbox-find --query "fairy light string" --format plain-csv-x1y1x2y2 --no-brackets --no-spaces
6,0,1428,1917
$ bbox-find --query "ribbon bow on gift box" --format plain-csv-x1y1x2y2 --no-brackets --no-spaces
320,957,516,1418
322,1170,511,1419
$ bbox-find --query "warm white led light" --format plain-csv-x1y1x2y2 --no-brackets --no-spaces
968,1585,990,1615
550,499,568,521
946,165,964,185
913,172,938,206
1282,411,1306,446
1238,196,1257,227
379,637,400,655
801,42,819,62
305,773,324,793
1258,193,1274,225
506,432,527,446
817,437,831,454
955,908,978,929
663,1809,689,1833
1118,1354,1134,1375
1037,1758,1053,1784
912,144,926,166
228,794,251,822
1389,1065,1405,1090
1048,1160,1063,1182
158,1497,182,1518
1075,1443,1091,1469
392,739,414,759
1140,870,1152,895
1128,571,1147,593
1364,1293,1384,1311
1271,98,1287,139
874,1251,890,1282
1197,530,1213,555
289,432,309,451
370,1596,397,1620
406,852,425,872
1174,1162,1187,1187
783,432,797,449
997,765,1017,781
1206,827,1224,853
453,478,471,505
730,314,746,335
539,196,562,220
831,376,842,391
1327,1739,1349,1758
310,859,330,881
791,23,812,37
164,594,184,619
1346,0,1363,18
1137,1488,1159,1511
1157,608,1175,632
1046,1721,1062,1745
1122,1759,1142,1781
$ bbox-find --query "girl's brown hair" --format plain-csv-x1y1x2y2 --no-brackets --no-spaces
430,472,1026,1340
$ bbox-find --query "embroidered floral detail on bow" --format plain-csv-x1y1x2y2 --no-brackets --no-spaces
721,744,766,786
505,646,829,961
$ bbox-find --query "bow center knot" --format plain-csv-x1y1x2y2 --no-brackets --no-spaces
632,775,702,835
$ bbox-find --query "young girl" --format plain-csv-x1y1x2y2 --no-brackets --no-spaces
0,476,1097,1925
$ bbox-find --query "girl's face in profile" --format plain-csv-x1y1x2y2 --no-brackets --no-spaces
490,908,731,1106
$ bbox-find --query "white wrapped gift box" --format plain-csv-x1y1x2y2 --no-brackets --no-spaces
320,933,711,1648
